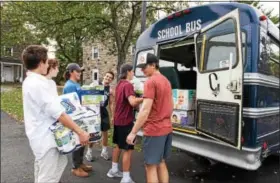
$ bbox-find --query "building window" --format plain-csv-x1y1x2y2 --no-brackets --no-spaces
92,47,99,59
2,46,13,56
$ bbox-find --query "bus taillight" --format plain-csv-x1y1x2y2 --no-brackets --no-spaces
183,9,191,14
259,15,267,21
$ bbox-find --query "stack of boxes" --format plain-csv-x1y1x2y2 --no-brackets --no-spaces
172,89,196,129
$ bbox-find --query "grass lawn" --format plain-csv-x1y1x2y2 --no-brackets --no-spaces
1,87,143,151
1,88,24,123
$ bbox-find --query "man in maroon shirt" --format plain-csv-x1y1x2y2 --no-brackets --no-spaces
127,53,173,183
107,64,143,183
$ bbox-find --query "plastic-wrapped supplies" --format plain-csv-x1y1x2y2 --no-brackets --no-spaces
80,85,105,105
50,92,102,154
131,76,144,96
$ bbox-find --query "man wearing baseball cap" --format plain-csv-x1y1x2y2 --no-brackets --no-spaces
127,53,173,183
63,63,92,177
107,63,143,183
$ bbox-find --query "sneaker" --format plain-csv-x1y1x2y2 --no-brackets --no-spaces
120,177,136,183
107,169,123,178
101,151,110,161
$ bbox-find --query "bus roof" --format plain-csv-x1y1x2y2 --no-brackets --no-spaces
136,2,279,49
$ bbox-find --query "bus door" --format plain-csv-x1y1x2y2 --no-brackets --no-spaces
194,9,244,149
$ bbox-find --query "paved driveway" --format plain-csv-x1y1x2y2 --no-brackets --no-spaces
1,111,279,183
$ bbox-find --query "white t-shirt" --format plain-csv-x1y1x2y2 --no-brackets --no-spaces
48,79,58,97
22,72,64,160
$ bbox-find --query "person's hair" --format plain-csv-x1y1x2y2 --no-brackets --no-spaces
148,62,159,70
64,70,71,80
46,58,59,75
119,64,133,80
105,70,115,79
21,45,48,70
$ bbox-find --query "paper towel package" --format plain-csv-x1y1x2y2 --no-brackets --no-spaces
131,76,144,96
80,85,105,105
50,93,102,154
172,89,196,110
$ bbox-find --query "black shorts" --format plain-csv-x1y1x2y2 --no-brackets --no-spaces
113,123,134,150
101,115,110,132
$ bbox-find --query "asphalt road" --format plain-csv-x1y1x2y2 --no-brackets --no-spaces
1,111,279,183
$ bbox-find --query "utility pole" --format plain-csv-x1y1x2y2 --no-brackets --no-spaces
141,1,147,33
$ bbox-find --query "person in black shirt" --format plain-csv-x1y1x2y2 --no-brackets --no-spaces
86,71,115,161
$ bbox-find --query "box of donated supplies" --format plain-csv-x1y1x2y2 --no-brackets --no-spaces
79,85,105,105
172,89,196,110
171,110,195,128
50,92,102,154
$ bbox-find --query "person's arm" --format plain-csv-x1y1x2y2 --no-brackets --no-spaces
131,98,153,134
126,79,155,144
128,96,143,107
29,83,89,145
124,82,143,107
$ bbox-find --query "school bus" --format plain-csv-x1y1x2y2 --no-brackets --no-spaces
133,3,279,170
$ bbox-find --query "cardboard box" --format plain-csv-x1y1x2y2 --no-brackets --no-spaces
172,89,196,110
171,110,195,128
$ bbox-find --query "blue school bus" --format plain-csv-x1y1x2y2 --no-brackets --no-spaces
133,3,279,170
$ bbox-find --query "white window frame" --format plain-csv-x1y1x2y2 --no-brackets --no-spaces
92,46,99,59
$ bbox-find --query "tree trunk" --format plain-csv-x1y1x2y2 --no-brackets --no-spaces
116,51,126,81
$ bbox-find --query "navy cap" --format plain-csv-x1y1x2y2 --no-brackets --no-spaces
66,63,84,72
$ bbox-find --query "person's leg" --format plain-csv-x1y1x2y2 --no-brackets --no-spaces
157,133,172,183
79,146,93,172
119,123,135,183
143,135,167,183
157,160,169,183
101,117,110,160
36,148,68,183
107,126,123,178
122,149,134,182
145,164,159,183
72,148,88,177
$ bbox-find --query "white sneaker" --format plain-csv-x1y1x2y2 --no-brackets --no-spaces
101,151,110,160
120,177,136,183
107,169,123,178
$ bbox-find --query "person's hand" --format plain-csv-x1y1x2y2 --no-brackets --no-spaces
126,132,137,145
78,131,90,146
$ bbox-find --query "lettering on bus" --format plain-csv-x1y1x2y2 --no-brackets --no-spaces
157,19,202,40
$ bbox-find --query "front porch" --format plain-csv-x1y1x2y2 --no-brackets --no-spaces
0,57,24,83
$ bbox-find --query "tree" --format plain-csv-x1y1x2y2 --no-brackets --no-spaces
1,1,191,82
237,1,279,24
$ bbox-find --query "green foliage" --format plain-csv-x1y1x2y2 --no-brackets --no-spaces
237,1,279,24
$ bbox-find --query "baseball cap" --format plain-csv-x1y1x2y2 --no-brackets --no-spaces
66,63,84,72
136,52,159,68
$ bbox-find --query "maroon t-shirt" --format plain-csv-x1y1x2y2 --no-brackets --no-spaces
113,80,135,126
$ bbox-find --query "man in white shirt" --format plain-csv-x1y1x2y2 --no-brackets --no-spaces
21,45,90,183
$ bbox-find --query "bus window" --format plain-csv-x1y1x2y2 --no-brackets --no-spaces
197,18,246,72
268,38,279,78
159,59,175,67
135,49,154,77
259,34,279,78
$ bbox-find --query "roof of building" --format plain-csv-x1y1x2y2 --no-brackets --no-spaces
0,57,22,64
